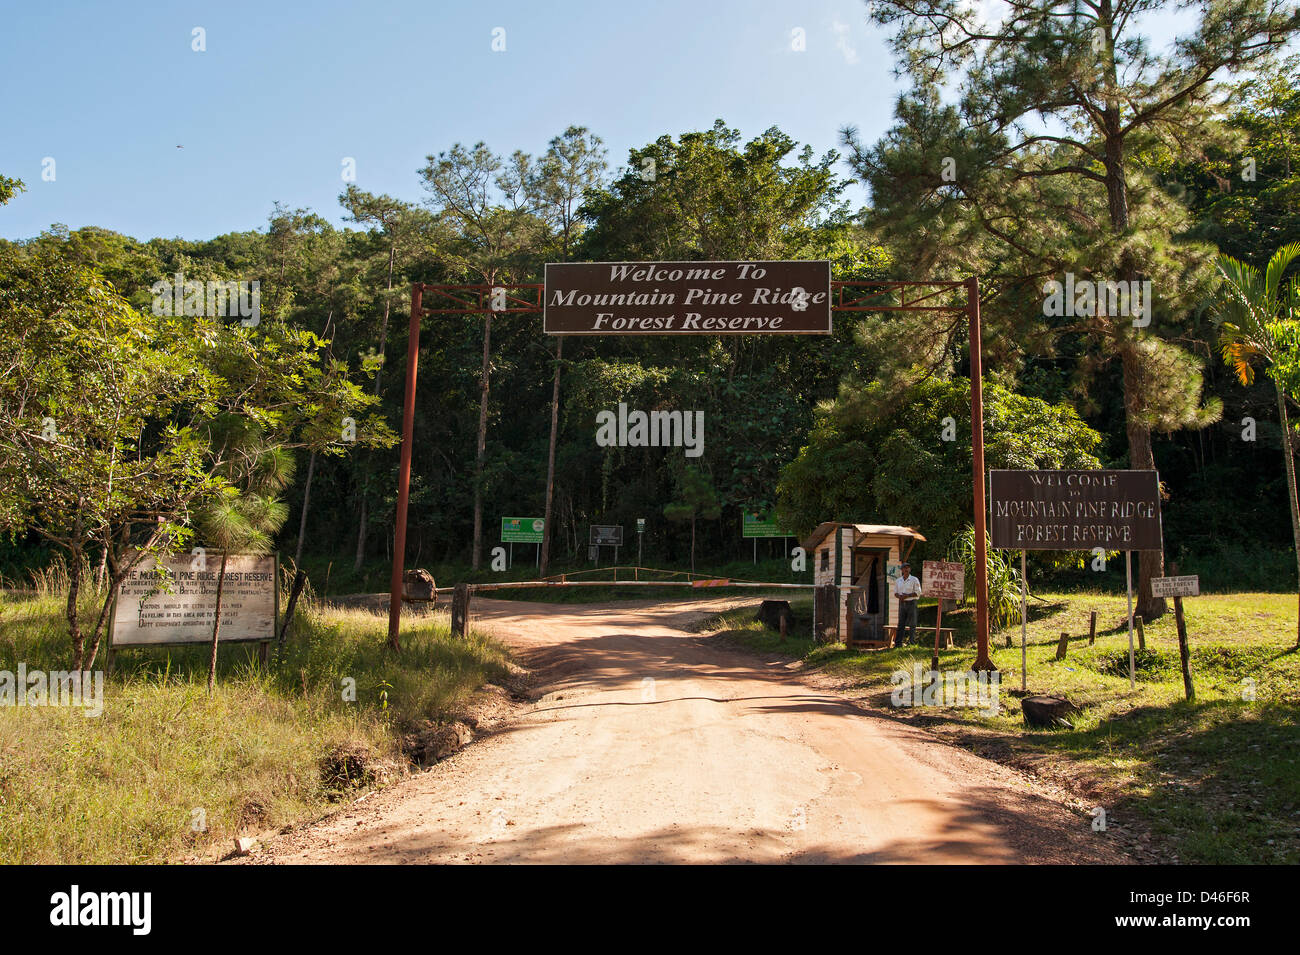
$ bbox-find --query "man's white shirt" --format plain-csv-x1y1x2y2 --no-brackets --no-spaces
895,575,921,600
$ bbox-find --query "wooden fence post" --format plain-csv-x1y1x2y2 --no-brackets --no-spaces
451,583,471,638
1088,610,1097,646
1174,596,1194,701
1135,615,1146,651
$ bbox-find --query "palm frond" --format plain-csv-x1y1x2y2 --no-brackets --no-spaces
1264,242,1300,301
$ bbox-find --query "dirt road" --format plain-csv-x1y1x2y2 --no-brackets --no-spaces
254,597,1124,864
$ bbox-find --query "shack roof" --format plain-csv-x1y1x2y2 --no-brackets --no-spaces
801,522,927,552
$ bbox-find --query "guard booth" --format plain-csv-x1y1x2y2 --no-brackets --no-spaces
804,522,926,649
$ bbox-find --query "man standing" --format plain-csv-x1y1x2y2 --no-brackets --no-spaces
894,562,921,647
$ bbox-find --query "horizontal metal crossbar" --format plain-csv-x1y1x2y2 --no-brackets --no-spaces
440,579,815,594
833,280,968,313
418,282,544,314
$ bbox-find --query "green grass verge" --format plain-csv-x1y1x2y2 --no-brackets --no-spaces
711,591,1300,864
0,589,511,864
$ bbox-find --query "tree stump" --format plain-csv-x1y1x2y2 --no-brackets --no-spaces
403,568,436,604
756,600,795,634
1022,695,1079,728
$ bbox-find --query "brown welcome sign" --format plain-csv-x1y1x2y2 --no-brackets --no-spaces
543,260,831,335
988,470,1163,551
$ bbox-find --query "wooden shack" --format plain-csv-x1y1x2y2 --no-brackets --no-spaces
802,522,926,649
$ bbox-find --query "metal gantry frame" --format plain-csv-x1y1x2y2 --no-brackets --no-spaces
386,274,994,672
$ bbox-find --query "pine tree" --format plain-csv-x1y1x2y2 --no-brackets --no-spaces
847,0,1295,616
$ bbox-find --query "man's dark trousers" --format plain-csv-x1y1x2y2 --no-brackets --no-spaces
897,599,918,646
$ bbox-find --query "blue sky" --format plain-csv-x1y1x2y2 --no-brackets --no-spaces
1,0,907,241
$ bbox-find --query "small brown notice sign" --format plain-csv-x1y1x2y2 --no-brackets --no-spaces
543,261,831,335
988,470,1163,551
922,560,965,601
1151,575,1199,598
110,553,277,646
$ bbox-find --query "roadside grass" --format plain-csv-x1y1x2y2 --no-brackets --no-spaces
0,587,511,864
710,591,1300,864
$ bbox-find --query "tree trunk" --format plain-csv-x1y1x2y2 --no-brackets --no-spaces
471,312,493,570
67,550,84,670
353,496,368,574
690,516,696,574
84,581,117,671
376,244,396,383
206,552,229,695
85,544,127,671
294,451,316,568
1120,341,1167,620
1276,385,1300,646
540,337,563,577
1099,42,1166,620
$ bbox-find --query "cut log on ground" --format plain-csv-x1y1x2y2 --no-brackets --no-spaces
1021,695,1080,728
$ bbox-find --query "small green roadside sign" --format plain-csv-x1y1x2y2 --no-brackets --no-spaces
742,512,785,538
501,517,544,543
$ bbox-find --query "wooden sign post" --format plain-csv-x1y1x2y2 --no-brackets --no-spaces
1125,552,1137,689
1152,573,1199,701
1019,551,1028,691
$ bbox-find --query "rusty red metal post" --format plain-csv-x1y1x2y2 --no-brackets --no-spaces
967,276,994,670
387,283,423,651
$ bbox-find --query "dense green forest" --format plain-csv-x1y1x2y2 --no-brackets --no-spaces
3,28,1299,618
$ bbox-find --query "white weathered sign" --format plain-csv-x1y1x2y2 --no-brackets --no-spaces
1151,575,1199,599
922,560,965,601
110,554,277,646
